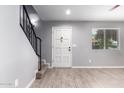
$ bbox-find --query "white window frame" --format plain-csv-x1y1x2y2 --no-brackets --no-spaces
92,28,120,50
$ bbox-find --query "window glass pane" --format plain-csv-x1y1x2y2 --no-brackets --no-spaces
92,29,104,49
105,29,118,49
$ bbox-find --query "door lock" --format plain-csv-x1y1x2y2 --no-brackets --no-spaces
60,37,63,42
68,47,71,51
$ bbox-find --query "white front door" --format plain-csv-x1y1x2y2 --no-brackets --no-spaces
52,27,72,67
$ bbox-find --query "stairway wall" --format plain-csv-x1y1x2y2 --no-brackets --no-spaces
0,5,38,88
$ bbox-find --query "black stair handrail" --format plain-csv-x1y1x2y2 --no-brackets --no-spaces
20,5,42,71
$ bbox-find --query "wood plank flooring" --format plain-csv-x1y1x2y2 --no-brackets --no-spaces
31,68,124,88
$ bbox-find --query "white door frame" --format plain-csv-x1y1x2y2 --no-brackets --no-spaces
52,26,72,68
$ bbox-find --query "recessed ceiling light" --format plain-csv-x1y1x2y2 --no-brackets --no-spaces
66,9,71,15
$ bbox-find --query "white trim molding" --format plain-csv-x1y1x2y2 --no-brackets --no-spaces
41,59,47,64
46,62,51,68
72,66,124,68
26,77,35,88
26,69,38,88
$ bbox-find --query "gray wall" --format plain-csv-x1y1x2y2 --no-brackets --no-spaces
0,6,38,88
41,21,124,66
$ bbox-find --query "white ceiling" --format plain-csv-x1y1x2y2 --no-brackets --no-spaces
33,5,124,21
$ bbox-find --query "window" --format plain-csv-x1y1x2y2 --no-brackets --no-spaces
92,28,119,50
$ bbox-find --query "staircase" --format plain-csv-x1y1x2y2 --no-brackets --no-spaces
20,5,43,77
36,62,49,79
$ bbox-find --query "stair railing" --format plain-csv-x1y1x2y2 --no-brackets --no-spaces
20,5,42,71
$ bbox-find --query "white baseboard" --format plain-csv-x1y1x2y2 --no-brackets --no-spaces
41,59,51,68
26,69,37,88
34,69,38,74
26,77,35,88
72,66,124,68
47,63,52,68
42,59,47,64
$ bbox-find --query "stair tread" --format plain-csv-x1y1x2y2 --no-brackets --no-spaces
37,64,48,74
36,63,49,79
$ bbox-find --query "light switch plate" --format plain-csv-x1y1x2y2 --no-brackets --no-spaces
89,59,92,63
72,44,77,47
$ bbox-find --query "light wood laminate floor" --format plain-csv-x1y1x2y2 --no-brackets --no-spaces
31,68,124,88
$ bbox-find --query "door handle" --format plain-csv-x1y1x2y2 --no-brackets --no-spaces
68,47,71,51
